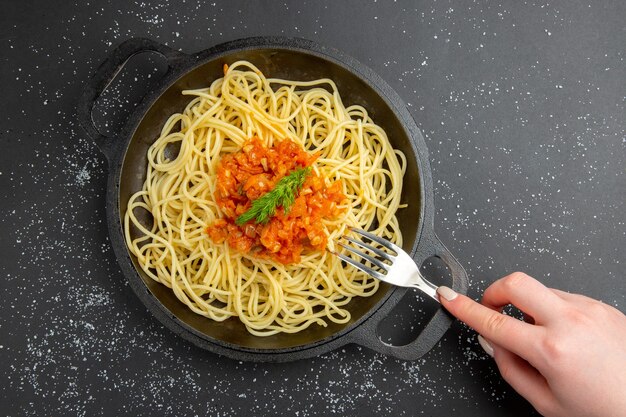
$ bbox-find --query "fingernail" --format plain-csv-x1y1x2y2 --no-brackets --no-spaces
436,286,458,301
477,335,494,357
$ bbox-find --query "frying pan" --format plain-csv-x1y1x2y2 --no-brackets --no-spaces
78,37,469,362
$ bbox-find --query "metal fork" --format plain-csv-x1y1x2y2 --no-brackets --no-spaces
331,227,440,302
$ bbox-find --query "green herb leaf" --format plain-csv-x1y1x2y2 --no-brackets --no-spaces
236,167,311,225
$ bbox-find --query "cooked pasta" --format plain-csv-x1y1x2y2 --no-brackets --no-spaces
124,61,406,336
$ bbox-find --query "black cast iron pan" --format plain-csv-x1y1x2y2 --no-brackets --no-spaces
78,37,469,362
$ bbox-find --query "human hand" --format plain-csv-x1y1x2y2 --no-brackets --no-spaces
436,272,626,417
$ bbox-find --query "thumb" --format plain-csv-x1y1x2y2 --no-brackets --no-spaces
437,286,556,415
489,339,556,416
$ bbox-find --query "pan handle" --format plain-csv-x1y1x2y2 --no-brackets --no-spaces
77,38,188,161
347,230,468,360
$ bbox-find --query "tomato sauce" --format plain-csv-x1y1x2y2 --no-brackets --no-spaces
207,137,346,264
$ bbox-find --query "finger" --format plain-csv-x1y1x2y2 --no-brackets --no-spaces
481,272,564,324
488,338,557,416
479,299,534,324
437,286,541,360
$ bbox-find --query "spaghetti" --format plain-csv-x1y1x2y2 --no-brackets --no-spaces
124,61,406,336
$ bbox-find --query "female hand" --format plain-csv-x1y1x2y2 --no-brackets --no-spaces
437,272,626,417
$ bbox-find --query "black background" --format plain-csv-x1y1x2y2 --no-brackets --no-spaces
1,1,624,416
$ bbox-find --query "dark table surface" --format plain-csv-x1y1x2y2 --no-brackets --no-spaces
1,1,624,416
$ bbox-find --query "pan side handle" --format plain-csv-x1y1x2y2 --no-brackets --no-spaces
77,38,188,161
347,230,469,360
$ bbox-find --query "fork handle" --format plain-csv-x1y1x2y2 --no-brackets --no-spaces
409,270,440,302
347,231,468,360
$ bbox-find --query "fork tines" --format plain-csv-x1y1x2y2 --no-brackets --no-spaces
331,227,397,279
347,227,399,255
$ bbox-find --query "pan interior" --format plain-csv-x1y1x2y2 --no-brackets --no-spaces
119,47,422,350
